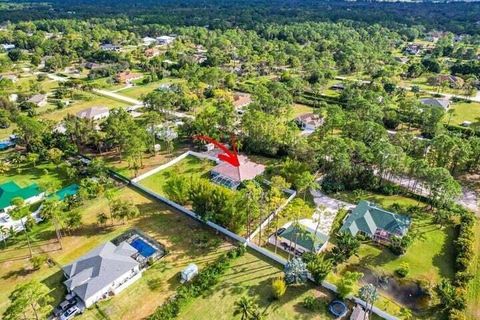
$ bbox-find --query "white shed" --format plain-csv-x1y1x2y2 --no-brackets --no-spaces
181,263,198,283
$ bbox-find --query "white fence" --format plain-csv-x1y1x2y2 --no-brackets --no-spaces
247,189,296,241
132,150,219,183
116,152,399,320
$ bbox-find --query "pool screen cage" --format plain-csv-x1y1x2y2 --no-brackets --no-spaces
211,174,241,189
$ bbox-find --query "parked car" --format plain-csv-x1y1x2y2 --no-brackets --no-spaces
53,298,77,317
60,306,80,320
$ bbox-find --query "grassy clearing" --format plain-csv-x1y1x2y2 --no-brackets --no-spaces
0,160,71,190
290,103,314,120
40,93,129,121
466,220,480,320
100,142,189,179
178,250,333,320
0,124,15,139
446,100,480,127
119,78,183,99
138,155,215,195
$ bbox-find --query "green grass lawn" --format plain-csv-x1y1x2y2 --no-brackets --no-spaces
120,78,184,100
0,161,71,190
290,103,314,120
327,191,455,318
40,92,129,121
101,140,190,179
138,155,216,196
446,100,480,128
0,186,232,319
466,220,480,320
178,250,333,320
0,124,15,140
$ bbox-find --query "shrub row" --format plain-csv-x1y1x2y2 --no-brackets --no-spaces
148,246,246,320
453,212,475,288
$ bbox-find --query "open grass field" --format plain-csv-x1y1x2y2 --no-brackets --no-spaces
100,142,189,179
40,93,129,121
178,250,333,320
0,160,71,190
290,103,314,120
446,100,480,128
138,155,216,196
0,123,15,139
466,220,480,320
119,78,183,99
0,186,234,319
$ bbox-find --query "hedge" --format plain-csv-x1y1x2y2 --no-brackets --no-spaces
148,246,246,320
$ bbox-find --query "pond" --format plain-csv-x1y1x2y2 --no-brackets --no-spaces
361,268,430,312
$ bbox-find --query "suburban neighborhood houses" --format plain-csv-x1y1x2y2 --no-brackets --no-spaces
1,1,480,320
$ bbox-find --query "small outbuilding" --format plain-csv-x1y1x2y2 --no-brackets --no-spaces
181,263,198,283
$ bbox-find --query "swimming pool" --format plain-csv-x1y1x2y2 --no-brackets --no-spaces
0,141,14,151
130,238,156,258
53,184,79,200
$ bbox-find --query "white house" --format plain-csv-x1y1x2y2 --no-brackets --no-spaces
420,97,451,110
27,94,48,107
142,36,157,46
1,43,15,51
295,113,324,134
156,35,175,45
76,106,110,121
100,43,121,52
62,241,142,308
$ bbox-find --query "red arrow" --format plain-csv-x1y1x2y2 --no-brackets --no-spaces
193,135,240,167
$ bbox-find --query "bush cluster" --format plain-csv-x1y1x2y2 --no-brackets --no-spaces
453,213,475,288
149,246,246,320
435,210,475,320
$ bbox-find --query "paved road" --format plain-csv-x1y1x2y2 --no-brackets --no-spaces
93,88,194,119
43,72,193,119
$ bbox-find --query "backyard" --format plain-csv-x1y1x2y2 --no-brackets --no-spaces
138,155,216,195
0,186,233,319
326,191,456,318
119,78,184,99
100,142,189,179
0,160,71,191
446,100,480,128
178,250,333,320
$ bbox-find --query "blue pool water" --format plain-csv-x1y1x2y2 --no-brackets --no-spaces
130,238,156,258
53,184,79,200
0,141,14,150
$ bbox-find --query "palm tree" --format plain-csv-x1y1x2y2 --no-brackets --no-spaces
359,284,378,320
40,199,65,249
233,296,255,320
249,308,265,320
0,225,8,248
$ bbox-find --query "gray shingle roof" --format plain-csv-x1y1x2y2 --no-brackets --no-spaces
420,98,450,110
62,241,138,303
340,200,411,237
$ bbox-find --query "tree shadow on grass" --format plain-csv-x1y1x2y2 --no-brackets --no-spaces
432,225,456,280
41,269,67,310
2,267,35,279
